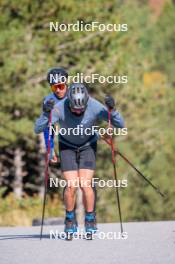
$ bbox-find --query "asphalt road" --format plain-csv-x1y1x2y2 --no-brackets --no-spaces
0,221,174,264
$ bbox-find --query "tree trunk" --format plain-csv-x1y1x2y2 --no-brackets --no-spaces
14,147,23,198
38,134,46,198
0,161,3,185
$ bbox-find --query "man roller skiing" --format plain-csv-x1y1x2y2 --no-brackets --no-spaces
35,83,124,238
43,67,68,164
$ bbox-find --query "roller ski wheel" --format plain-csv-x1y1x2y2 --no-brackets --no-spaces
65,232,73,241
85,232,94,240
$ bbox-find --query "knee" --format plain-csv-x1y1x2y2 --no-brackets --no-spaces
80,185,93,193
65,186,77,196
79,178,92,190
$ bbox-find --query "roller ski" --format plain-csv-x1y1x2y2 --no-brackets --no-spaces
64,211,78,240
85,212,97,240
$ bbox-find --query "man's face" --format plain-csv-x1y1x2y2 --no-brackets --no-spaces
51,83,67,98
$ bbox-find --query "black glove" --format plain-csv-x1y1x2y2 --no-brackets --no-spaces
43,99,55,113
105,95,116,110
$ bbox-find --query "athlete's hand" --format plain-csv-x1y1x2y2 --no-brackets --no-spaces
49,149,60,166
43,99,55,113
105,95,116,110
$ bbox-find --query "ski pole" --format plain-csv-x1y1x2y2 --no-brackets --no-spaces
107,109,124,235
115,149,165,198
102,135,165,198
40,111,52,240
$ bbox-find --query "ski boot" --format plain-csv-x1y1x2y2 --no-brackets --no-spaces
64,210,78,240
85,212,97,240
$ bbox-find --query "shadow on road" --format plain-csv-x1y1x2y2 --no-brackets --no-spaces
0,233,94,241
0,234,57,241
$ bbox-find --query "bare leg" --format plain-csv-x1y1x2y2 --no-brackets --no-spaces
79,169,95,212
63,170,78,211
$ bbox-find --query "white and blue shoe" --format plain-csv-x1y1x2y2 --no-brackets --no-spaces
64,211,78,240
85,212,97,236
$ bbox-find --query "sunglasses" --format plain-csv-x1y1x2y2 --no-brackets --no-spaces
51,83,66,91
